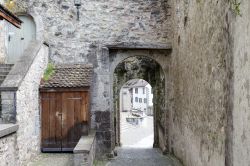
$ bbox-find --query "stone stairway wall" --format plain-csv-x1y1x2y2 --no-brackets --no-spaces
0,64,14,85
0,64,14,123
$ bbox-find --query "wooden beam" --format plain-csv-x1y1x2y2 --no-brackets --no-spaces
0,4,22,28
39,87,91,92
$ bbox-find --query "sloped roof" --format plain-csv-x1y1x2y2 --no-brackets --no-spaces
40,64,93,89
123,79,149,88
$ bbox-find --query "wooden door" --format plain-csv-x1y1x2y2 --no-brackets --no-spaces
7,15,36,64
41,92,62,152
41,91,89,152
61,92,89,151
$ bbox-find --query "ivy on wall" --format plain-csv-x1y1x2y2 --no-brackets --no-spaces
230,0,242,16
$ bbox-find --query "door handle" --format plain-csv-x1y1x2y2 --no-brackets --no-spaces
56,112,62,117
21,37,24,40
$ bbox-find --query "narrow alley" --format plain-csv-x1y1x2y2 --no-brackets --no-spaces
106,148,182,166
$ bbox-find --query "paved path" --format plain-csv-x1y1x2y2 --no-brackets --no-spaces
120,112,154,148
27,153,74,166
106,148,182,166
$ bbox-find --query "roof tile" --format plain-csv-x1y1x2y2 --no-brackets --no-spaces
40,64,93,88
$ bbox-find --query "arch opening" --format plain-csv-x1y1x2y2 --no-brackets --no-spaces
119,79,154,148
112,55,167,151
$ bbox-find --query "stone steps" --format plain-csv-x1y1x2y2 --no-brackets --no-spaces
0,64,14,85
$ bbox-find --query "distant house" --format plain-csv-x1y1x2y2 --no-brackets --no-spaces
120,87,132,112
120,79,153,115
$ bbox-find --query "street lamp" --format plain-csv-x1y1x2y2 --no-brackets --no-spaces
74,0,81,21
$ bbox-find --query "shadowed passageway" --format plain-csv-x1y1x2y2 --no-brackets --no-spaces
107,148,182,166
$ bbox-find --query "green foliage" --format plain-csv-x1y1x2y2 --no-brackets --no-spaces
43,63,55,81
4,0,16,11
230,0,242,16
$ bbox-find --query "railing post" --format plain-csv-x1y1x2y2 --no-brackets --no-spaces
13,91,17,123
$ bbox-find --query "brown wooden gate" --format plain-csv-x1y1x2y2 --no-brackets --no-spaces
40,91,89,152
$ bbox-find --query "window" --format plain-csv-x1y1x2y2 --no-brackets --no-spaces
135,88,138,94
143,88,145,94
144,98,147,103
139,98,142,103
135,97,138,102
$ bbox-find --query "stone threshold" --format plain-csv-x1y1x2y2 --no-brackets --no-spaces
0,124,19,138
74,130,96,154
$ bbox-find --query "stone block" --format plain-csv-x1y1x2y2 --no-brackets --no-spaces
0,124,18,138
73,131,96,166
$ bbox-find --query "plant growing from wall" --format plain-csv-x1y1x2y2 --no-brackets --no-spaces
43,63,55,81
4,0,16,11
230,0,242,16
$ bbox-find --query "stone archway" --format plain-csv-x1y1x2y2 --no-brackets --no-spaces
106,44,172,153
113,56,165,149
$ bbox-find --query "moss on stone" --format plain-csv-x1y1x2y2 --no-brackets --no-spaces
43,63,55,81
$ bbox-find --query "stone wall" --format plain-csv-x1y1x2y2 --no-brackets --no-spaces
170,0,230,165
0,20,6,63
26,0,171,61
0,43,48,165
18,0,172,116
231,0,250,165
0,133,19,166
14,44,48,165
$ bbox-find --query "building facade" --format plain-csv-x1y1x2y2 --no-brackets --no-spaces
120,79,153,115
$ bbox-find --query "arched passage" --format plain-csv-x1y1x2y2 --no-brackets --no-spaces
111,52,169,152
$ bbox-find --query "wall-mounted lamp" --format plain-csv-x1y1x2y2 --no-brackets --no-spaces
74,0,81,21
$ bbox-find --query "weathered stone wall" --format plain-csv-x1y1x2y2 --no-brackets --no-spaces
231,0,250,165
0,133,19,166
19,0,172,116
170,0,230,165
0,20,5,63
14,44,48,165
26,0,171,61
0,19,6,63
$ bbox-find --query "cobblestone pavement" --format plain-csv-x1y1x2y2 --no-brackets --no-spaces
106,148,182,166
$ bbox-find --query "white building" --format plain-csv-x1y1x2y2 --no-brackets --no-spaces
120,87,132,112
120,79,153,115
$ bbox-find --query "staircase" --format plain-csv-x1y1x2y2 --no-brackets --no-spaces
0,64,14,85
0,64,14,123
